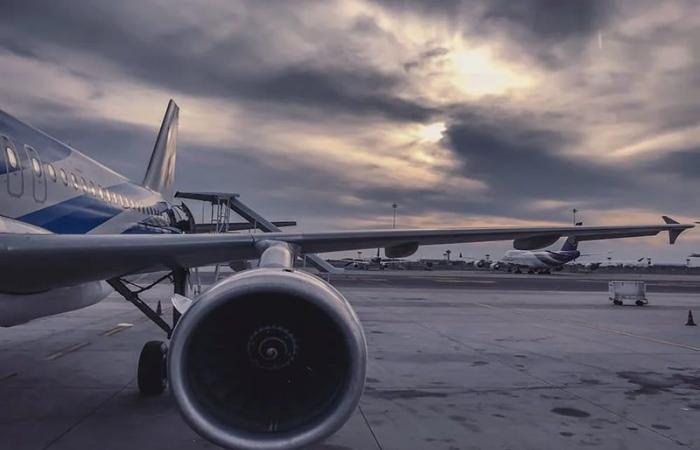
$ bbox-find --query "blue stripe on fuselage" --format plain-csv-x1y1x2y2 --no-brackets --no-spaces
19,194,123,234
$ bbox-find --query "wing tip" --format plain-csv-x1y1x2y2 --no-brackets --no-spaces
662,215,679,225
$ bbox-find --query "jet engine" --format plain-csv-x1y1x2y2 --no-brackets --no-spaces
168,268,367,450
489,262,501,271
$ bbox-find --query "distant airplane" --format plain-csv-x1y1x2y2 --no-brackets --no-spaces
587,256,652,269
489,237,581,274
343,248,406,270
0,100,692,450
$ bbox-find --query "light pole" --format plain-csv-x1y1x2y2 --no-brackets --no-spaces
392,203,398,229
571,208,578,226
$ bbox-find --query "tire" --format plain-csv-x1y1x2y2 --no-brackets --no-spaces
635,300,645,307
138,340,168,396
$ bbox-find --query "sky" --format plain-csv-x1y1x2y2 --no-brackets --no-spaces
0,0,699,263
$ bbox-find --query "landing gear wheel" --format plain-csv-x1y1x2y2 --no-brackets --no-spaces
138,340,168,396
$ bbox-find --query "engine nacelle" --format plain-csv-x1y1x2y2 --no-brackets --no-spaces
490,262,501,271
168,269,367,450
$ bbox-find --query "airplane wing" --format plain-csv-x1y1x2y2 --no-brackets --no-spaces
0,219,691,292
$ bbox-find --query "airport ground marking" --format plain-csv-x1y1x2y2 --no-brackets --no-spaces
474,302,496,309
570,321,700,352
466,296,700,352
101,323,134,337
46,342,91,361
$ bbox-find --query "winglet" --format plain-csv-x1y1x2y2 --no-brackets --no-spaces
662,216,683,244
662,215,679,225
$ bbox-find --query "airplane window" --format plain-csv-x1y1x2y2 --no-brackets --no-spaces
31,157,42,177
88,181,96,196
71,173,79,189
46,164,57,181
5,147,18,169
60,169,68,185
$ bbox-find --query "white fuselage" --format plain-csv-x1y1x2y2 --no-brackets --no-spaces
0,109,174,326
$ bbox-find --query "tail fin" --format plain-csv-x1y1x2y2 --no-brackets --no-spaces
142,100,179,199
560,236,578,252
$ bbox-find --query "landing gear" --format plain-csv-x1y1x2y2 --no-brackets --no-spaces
138,341,168,396
108,268,191,397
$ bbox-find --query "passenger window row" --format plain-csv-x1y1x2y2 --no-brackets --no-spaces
4,145,156,215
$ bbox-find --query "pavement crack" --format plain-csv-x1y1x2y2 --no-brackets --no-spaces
41,382,132,450
358,404,383,450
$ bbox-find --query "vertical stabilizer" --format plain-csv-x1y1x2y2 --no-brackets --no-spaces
560,236,578,252
143,100,179,199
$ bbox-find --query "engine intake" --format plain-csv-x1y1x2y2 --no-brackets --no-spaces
168,269,367,450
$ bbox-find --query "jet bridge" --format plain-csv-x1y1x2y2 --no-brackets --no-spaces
174,191,340,276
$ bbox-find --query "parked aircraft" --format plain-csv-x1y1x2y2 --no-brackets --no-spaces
343,249,405,270
0,101,692,450
490,237,581,274
586,256,652,269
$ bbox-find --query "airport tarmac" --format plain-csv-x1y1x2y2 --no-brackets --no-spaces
1,270,700,449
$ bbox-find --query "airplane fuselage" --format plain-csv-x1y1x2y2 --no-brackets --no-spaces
0,110,180,325
501,249,580,270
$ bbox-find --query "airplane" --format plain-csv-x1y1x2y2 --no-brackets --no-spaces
463,253,492,268
343,248,406,270
490,236,581,274
0,100,692,450
587,256,652,269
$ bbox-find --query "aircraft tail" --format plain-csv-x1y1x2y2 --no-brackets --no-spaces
560,236,578,252
142,100,179,199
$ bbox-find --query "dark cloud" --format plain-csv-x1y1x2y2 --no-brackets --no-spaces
649,149,700,180
482,0,612,43
442,110,699,221
0,0,434,123
248,68,435,121
373,0,614,68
